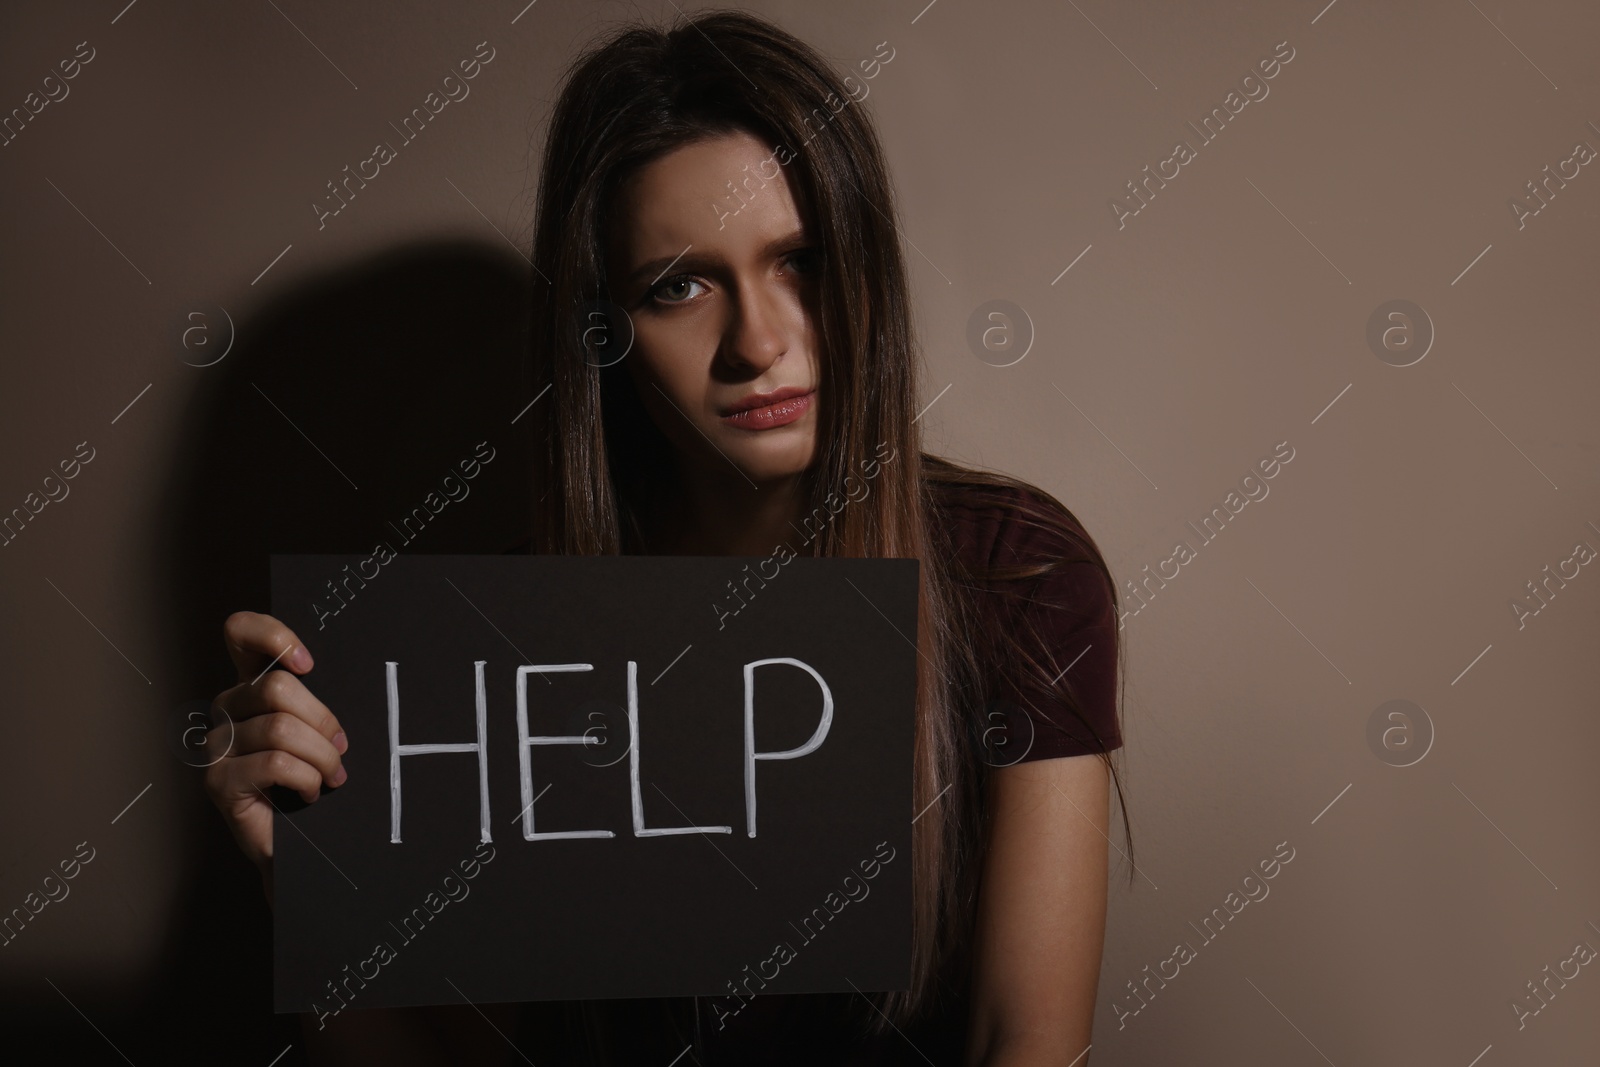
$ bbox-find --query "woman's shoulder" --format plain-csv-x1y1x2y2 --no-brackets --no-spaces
926,464,1105,584
926,462,1123,761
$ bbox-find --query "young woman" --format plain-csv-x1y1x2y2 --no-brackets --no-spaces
205,10,1128,1065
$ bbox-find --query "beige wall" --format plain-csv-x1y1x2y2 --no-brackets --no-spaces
2,0,1596,1061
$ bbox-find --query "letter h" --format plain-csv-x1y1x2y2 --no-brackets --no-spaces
387,660,491,844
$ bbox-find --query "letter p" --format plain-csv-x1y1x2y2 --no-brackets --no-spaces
743,657,833,837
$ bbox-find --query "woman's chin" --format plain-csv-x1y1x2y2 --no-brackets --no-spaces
725,434,818,483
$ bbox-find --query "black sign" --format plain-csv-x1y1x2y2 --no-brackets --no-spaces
269,554,918,1018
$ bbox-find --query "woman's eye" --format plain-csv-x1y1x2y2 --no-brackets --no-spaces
649,277,705,305
786,248,820,274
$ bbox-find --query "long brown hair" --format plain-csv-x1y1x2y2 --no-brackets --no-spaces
523,8,1131,1037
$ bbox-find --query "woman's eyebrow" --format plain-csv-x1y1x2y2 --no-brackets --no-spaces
626,230,810,286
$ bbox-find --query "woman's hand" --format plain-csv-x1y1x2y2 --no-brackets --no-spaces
203,610,348,905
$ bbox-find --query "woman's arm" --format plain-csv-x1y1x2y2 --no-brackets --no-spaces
964,752,1111,1067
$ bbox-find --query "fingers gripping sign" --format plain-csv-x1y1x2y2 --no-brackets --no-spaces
202,612,349,883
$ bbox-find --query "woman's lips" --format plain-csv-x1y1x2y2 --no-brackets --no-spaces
719,390,814,430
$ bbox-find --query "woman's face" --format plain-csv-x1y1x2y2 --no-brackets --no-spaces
605,130,822,486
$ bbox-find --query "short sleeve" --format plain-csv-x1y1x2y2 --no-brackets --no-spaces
982,558,1122,766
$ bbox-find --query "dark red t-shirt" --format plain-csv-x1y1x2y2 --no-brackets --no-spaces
940,480,1123,765
509,478,1122,1064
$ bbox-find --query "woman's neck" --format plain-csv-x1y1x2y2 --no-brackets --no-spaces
649,459,811,557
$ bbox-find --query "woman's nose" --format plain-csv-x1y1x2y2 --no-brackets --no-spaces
721,283,789,372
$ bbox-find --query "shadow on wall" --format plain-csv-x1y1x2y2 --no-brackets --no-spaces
8,240,535,1061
